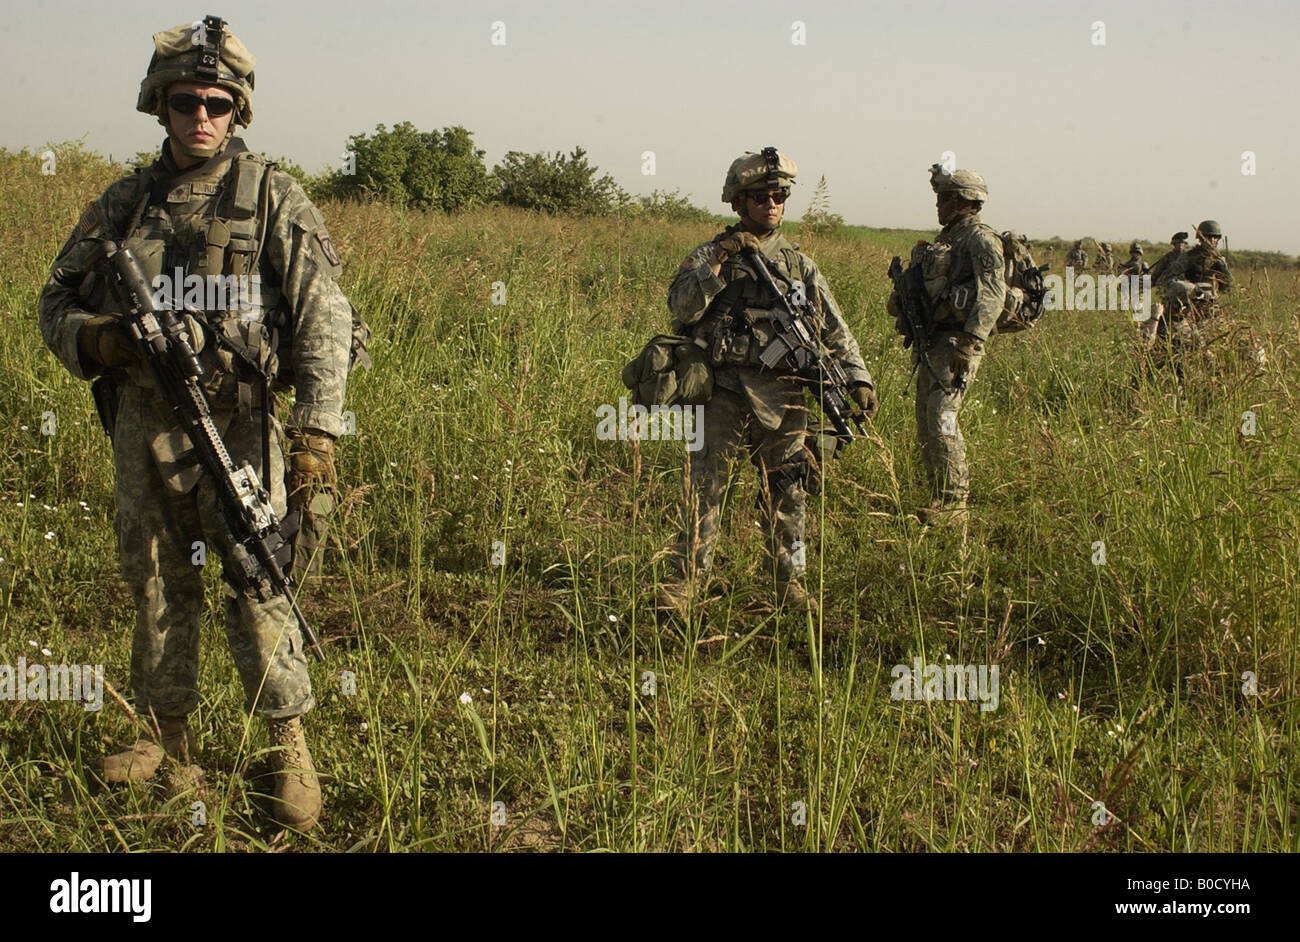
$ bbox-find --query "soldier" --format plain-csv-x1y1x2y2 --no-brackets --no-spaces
1093,242,1115,273
1148,232,1189,287
1181,220,1231,296
656,148,876,619
1150,222,1230,372
1066,240,1088,270
888,165,1007,526
37,18,361,832
1117,241,1150,278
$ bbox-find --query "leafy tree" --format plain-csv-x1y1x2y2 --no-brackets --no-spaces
491,147,627,215
623,189,716,222
324,122,492,211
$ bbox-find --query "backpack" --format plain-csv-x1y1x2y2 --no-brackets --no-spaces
996,232,1049,334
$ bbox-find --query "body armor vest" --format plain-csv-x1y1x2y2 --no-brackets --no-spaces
118,147,280,412
690,237,812,369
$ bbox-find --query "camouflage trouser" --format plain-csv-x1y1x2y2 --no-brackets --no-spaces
1148,312,1201,377
667,386,808,583
914,338,984,503
114,385,314,720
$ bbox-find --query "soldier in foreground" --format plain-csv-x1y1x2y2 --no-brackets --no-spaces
1150,221,1231,374
656,149,876,619
37,18,360,832
888,165,1007,526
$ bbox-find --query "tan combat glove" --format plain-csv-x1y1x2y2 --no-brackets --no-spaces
850,384,878,420
715,231,762,262
950,333,984,377
77,316,135,369
287,430,337,582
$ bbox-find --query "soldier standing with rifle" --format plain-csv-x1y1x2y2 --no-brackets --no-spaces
656,148,876,620
888,165,1007,526
37,17,362,832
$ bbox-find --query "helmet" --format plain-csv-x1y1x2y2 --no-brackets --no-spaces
721,147,797,203
1130,241,1142,254
138,17,256,128
1072,240,1083,248
1171,231,1189,244
929,164,987,201
1196,219,1223,238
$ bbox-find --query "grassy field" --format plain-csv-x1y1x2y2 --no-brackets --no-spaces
1,144,1297,852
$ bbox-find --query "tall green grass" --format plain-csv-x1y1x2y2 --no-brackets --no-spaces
0,144,1295,851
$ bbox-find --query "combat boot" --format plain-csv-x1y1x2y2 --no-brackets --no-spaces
776,580,820,617
99,715,195,784
267,716,322,832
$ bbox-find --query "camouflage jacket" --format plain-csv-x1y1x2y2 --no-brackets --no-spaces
1066,249,1088,269
1148,248,1187,287
1181,244,1231,293
667,224,872,428
39,138,354,444
925,212,1006,342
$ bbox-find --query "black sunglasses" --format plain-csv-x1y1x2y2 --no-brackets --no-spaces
167,92,235,117
747,190,788,205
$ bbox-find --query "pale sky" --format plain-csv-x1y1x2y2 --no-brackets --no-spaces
3,0,1296,252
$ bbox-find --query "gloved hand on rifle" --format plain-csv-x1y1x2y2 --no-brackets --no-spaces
77,315,135,369
714,231,762,263
850,383,878,420
950,333,984,377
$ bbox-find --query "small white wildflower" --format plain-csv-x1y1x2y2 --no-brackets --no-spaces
453,474,460,480
28,640,38,648
79,501,89,509
481,687,490,694
359,721,369,732
42,504,52,511
1057,691,1066,700
607,614,618,623
471,475,479,481
459,692,472,705
44,531,55,541
41,647,52,656
1037,636,1046,646
19,425,28,431
1072,705,1079,712
389,461,396,467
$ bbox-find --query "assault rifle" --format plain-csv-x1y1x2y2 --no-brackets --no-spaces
743,248,865,443
887,256,963,393
100,241,324,662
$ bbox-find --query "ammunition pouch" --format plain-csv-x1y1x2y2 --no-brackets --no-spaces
621,334,714,407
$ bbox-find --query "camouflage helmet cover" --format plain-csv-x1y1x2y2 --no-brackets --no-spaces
722,147,797,203
1196,219,1223,238
1171,231,1189,244
137,18,256,127
929,164,988,201
1129,241,1143,254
